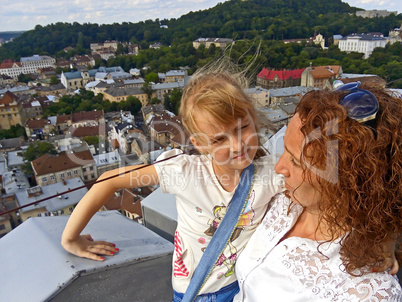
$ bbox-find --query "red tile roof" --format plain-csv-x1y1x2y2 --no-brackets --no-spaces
309,66,341,79
32,150,94,176
26,119,49,129
0,59,22,69
257,68,305,81
69,125,104,138
72,110,104,123
0,91,19,106
56,114,70,124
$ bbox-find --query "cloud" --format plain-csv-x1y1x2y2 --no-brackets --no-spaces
1,0,400,32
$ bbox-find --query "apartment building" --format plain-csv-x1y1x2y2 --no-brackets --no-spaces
301,65,343,89
0,91,26,130
31,149,98,186
20,55,56,74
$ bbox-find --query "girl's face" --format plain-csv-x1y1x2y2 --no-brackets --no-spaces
274,114,321,212
191,110,259,173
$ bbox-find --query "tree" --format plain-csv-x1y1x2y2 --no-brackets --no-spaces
49,75,60,85
22,141,57,174
145,72,159,83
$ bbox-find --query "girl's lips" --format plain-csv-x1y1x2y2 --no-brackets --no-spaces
233,149,248,159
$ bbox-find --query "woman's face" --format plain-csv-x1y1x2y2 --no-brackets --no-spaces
274,114,322,212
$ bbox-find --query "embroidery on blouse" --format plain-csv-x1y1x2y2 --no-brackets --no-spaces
261,194,400,301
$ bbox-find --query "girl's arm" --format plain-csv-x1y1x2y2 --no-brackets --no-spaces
61,164,159,261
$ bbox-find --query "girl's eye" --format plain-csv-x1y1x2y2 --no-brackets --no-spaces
211,137,225,144
240,124,249,129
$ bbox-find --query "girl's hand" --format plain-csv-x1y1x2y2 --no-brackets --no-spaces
62,234,118,261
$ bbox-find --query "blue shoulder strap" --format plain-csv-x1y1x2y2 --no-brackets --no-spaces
182,163,256,302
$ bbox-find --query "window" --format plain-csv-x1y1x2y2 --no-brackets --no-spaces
83,168,87,172
84,175,88,180
0,224,5,231
89,166,93,171
42,177,47,182
67,171,72,176
50,175,55,180
60,173,64,178
74,170,78,175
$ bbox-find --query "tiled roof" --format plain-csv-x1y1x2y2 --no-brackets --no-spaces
149,113,190,145
0,91,19,106
257,68,305,81
32,150,94,176
26,119,49,129
68,125,104,138
0,59,22,69
56,114,70,124
309,65,341,79
71,110,104,122
104,87,144,97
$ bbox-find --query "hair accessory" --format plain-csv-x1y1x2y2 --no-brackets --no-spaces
333,80,379,123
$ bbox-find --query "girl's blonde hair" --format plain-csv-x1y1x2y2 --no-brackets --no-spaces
179,57,269,158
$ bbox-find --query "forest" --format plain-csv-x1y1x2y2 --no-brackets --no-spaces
0,0,401,87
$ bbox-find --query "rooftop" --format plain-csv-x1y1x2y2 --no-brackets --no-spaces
14,177,87,213
0,210,174,301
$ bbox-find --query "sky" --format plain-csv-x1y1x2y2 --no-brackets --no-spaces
1,0,401,32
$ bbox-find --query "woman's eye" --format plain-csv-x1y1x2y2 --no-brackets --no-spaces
290,158,300,167
241,124,249,129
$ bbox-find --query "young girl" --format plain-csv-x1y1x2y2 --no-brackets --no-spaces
61,62,283,301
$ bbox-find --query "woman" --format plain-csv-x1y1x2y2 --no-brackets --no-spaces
234,82,401,301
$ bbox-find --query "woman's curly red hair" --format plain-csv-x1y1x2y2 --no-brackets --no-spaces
296,83,401,274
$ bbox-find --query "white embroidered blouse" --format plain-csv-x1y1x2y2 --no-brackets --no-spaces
234,193,402,302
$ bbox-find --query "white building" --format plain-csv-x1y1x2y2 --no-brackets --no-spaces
20,55,56,74
0,55,56,80
338,33,387,59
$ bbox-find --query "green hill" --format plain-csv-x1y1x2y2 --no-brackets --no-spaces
0,0,400,61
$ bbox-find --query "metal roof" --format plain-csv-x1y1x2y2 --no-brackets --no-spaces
0,210,174,302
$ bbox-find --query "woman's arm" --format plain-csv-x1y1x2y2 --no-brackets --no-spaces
61,164,159,261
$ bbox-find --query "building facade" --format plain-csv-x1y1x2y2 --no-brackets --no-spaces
301,65,343,89
256,68,305,90
338,33,387,59
0,91,26,130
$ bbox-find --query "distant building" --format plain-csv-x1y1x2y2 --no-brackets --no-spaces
31,149,98,186
61,69,96,92
256,68,305,90
20,55,56,74
247,87,270,107
152,81,185,101
282,32,325,48
34,83,66,97
0,74,15,87
356,9,398,18
389,23,402,45
0,91,26,130
148,112,191,150
25,118,54,139
338,33,387,59
0,60,23,80
301,65,343,89
71,110,105,128
149,42,163,49
103,87,150,106
193,38,234,49
14,177,88,222
164,70,187,83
